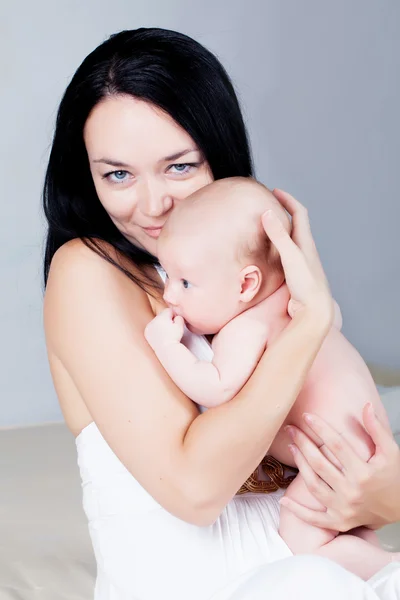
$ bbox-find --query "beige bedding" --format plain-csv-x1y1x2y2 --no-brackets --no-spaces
0,424,95,599
0,387,399,599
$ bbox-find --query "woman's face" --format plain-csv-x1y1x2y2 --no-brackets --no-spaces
84,95,213,256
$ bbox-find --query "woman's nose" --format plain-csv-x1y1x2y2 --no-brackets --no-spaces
139,179,173,218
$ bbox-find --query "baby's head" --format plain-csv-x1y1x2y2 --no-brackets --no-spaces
158,177,291,335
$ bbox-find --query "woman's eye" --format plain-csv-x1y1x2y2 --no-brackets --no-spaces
182,279,192,289
103,170,130,184
169,163,198,176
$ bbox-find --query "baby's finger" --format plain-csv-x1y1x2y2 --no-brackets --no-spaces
174,315,185,329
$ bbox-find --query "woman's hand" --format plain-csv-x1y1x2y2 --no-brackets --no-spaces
280,403,400,530
262,189,333,328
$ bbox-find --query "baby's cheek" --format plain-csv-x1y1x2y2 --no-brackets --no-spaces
190,302,218,335
207,306,230,334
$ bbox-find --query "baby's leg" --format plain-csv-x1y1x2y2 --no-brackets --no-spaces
279,473,338,552
280,474,400,580
348,526,382,548
317,535,400,581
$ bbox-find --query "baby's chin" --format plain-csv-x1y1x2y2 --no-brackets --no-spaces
186,321,218,336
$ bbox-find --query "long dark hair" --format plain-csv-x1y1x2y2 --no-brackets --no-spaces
42,27,254,289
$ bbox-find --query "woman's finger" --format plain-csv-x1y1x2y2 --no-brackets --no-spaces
262,209,299,255
261,210,310,278
286,426,344,490
272,189,314,257
363,403,399,459
300,413,368,475
288,445,333,504
262,207,333,323
319,443,344,471
279,496,333,529
273,188,329,286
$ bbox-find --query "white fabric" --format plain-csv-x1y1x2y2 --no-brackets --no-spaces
77,411,400,599
1,424,398,600
76,295,400,599
369,563,400,599
210,557,400,600
78,421,290,599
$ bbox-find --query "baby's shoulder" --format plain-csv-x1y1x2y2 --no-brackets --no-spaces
215,304,270,348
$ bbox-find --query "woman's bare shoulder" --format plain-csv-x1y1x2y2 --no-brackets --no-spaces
44,238,155,431
43,238,202,521
47,237,150,291
45,238,158,329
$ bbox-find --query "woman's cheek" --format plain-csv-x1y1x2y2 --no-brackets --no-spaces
101,189,137,220
182,172,213,196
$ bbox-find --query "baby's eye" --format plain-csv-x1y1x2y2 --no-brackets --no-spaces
182,279,192,289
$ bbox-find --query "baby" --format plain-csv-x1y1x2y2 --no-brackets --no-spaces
145,177,398,580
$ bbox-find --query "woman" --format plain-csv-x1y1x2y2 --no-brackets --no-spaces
42,28,400,599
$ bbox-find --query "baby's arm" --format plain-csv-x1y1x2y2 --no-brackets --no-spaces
144,308,268,407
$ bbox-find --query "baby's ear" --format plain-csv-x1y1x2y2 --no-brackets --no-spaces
239,265,262,303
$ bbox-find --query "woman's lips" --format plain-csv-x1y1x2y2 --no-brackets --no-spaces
143,227,163,239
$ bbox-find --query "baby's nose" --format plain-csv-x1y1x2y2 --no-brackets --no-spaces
163,284,177,307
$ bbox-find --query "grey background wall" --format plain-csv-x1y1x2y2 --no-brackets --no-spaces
1,0,399,427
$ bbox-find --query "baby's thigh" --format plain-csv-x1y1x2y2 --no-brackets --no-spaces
268,388,330,465
275,385,374,465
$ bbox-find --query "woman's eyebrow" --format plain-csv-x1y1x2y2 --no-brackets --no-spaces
92,148,199,168
92,158,130,167
162,148,198,161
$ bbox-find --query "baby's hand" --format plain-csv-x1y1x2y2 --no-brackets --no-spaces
144,308,185,349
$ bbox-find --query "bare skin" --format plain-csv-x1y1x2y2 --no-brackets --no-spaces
143,178,399,579
44,95,334,527
44,94,400,534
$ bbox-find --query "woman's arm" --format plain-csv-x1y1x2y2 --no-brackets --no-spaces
280,404,400,529
45,191,333,526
